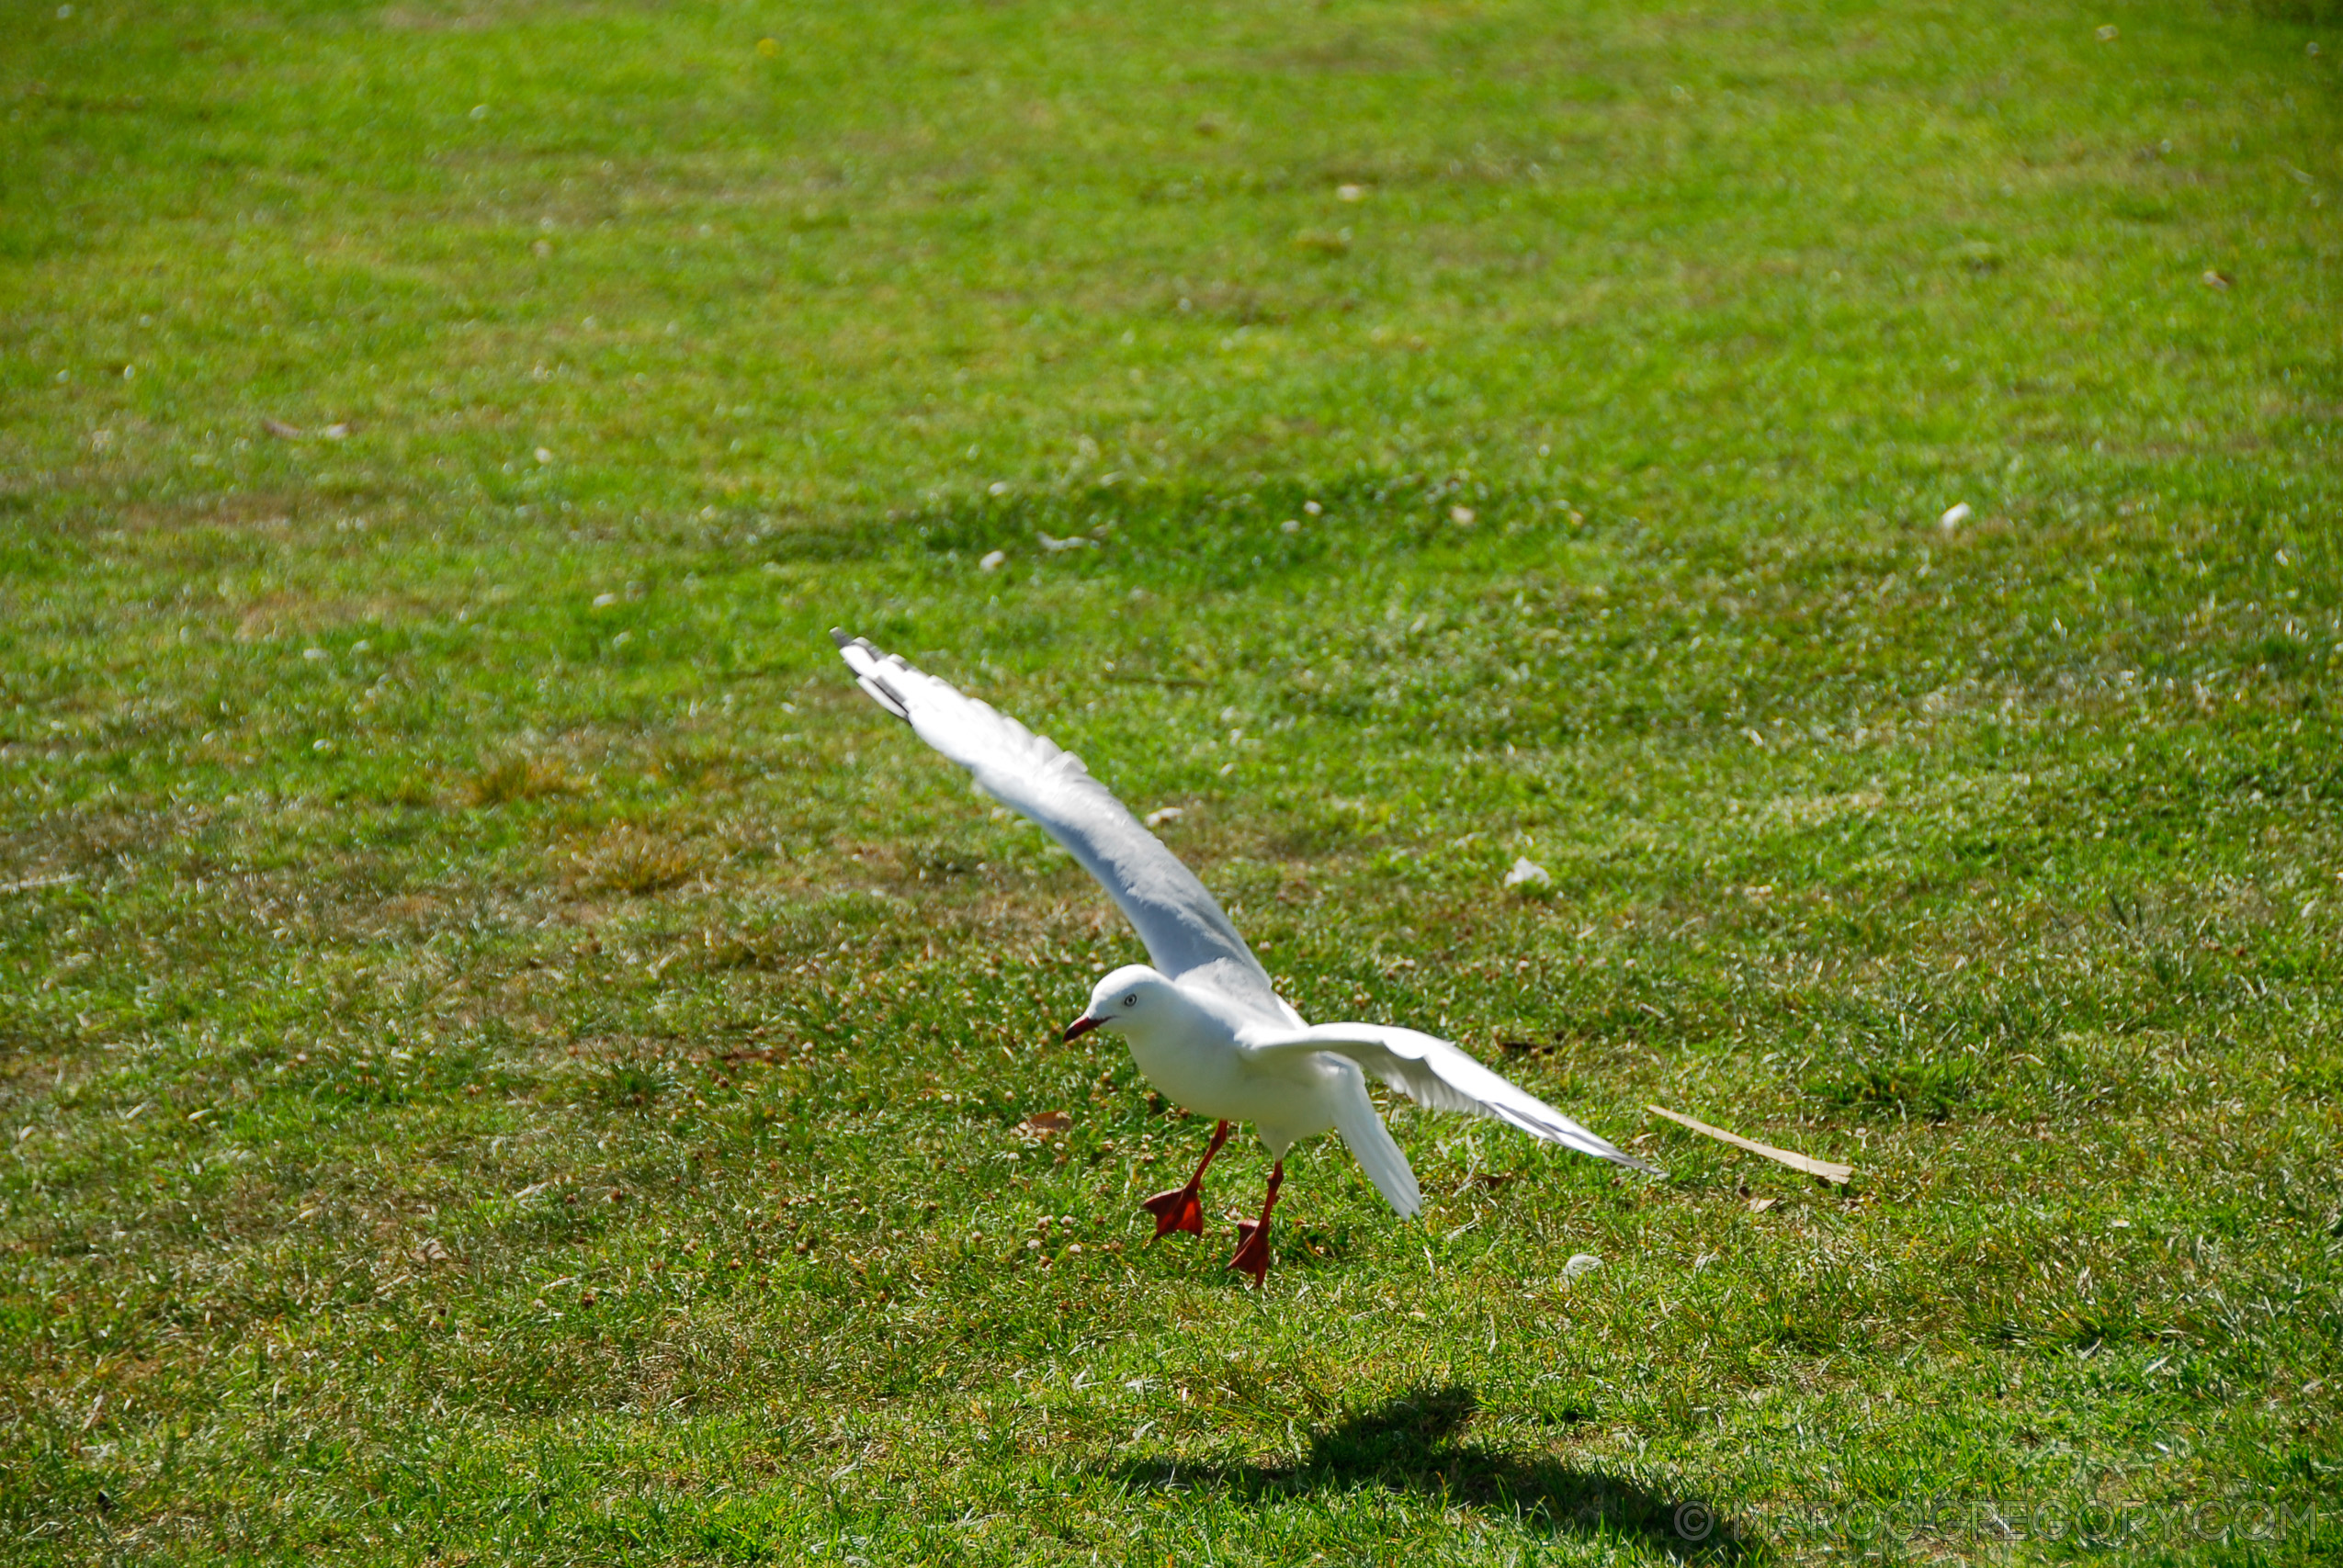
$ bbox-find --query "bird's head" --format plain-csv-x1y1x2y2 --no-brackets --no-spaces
1062,964,1173,1041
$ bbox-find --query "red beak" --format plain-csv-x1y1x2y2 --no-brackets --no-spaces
1062,1015,1102,1042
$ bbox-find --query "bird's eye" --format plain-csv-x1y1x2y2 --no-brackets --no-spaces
1122,995,1137,1009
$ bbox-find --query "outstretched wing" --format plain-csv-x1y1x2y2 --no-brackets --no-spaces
1239,1021,1658,1173
833,632,1292,1023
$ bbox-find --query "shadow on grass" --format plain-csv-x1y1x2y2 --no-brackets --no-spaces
1104,1385,1762,1559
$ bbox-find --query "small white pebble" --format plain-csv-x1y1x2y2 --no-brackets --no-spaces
1337,184,1365,201
1563,1253,1602,1280
1304,501,1322,515
1280,519,1300,535
592,592,618,608
301,647,327,661
1144,806,1185,828
534,447,553,464
979,549,1007,572
1940,502,1972,530
1503,857,1552,889
988,480,1011,496
1450,505,1477,525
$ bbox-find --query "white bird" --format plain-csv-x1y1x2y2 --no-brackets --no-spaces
833,631,1656,1283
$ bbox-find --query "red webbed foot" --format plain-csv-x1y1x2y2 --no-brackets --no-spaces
1228,1218,1273,1286
1228,1160,1285,1287
1140,1186,1205,1241
1141,1119,1232,1242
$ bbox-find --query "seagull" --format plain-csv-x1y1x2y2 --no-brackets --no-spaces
832,631,1656,1284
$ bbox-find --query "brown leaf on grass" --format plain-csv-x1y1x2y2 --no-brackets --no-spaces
1018,1111,1071,1137
2201,269,2232,290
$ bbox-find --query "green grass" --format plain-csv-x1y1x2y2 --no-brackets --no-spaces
3,0,2340,1561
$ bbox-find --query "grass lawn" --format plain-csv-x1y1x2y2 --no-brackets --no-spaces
4,0,2341,1560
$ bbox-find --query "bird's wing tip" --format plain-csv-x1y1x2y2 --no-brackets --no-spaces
830,627,852,649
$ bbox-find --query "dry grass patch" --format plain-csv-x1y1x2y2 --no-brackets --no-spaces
465,753,584,807
570,825,701,897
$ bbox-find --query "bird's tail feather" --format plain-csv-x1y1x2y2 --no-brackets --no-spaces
1330,1071,1421,1219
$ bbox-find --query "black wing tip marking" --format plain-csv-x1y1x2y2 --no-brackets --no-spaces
1594,1143,1664,1177
866,671,914,722
833,631,915,723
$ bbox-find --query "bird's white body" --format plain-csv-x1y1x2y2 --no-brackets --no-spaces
1072,962,1426,1215
1127,1028,1349,1157
832,631,1654,1240
1110,970,1350,1148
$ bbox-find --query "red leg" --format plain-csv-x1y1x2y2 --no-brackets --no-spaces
1228,1160,1285,1286
1139,1119,1229,1241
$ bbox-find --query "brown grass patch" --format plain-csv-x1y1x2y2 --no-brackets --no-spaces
571,826,699,897
465,754,583,807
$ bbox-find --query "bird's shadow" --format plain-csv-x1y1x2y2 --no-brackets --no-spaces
1101,1384,1760,1559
